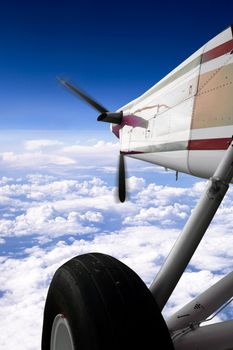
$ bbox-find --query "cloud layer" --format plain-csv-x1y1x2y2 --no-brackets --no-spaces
0,137,233,349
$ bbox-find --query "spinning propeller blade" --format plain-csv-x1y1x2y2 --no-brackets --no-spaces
118,153,126,203
58,78,108,114
59,78,127,202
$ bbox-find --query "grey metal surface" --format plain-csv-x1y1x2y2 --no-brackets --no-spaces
50,314,75,350
173,320,233,350
167,271,233,331
150,142,233,310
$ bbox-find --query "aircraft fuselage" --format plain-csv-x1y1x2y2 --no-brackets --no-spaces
112,25,233,179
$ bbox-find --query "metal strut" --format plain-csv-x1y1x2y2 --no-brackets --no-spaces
150,140,233,311
167,271,233,332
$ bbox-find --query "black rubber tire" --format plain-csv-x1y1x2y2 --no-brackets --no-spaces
42,253,174,349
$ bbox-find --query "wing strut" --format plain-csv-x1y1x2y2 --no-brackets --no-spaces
150,139,233,310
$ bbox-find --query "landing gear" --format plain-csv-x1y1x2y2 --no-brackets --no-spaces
42,253,174,350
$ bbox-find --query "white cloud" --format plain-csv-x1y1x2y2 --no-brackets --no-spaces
0,204,99,238
0,173,230,246
0,168,233,349
0,139,121,172
137,183,190,206
76,210,103,222
123,203,189,225
127,175,145,192
0,222,232,350
0,175,135,239
61,140,120,169
24,139,63,151
0,176,14,184
0,151,75,167
0,226,178,350
62,140,118,154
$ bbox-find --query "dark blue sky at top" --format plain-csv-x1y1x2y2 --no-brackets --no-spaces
0,0,233,131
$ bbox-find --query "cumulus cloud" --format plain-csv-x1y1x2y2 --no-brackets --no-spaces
0,175,136,239
0,176,168,237
24,139,64,151
61,140,120,169
62,140,118,154
0,152,232,350
0,226,185,349
0,204,100,237
76,210,103,222
0,173,229,246
136,183,189,206
0,151,75,167
127,175,145,192
0,221,232,350
0,139,122,173
123,203,189,225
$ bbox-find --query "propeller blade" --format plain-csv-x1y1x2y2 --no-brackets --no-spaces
118,153,126,203
58,78,109,114
58,77,127,202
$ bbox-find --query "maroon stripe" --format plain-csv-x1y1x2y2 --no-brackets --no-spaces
188,138,231,150
202,39,233,63
112,124,120,138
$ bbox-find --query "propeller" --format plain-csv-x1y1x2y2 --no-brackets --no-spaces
118,153,126,203
58,78,108,114
58,78,123,124
58,78,127,202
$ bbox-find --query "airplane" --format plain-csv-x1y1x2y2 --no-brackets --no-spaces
42,25,233,350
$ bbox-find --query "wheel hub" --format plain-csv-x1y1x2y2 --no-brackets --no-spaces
50,314,75,350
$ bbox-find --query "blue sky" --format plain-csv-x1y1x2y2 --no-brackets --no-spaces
1,1,233,349
0,1,233,130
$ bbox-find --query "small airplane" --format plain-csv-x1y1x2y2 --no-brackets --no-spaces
42,25,233,350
